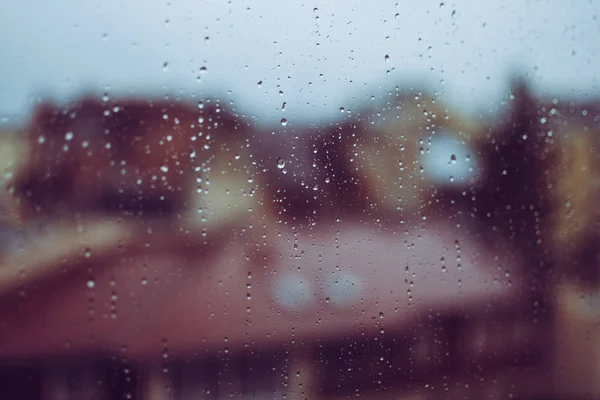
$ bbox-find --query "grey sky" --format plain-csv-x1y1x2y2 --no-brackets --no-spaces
0,0,598,127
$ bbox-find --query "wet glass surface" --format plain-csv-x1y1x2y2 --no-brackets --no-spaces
0,1,599,399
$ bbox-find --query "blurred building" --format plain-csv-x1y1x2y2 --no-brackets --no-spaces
0,85,597,400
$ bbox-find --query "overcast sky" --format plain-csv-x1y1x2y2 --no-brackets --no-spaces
0,0,598,127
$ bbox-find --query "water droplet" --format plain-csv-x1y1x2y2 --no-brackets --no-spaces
65,132,74,141
257,80,263,87
384,54,390,63
160,165,169,173
87,280,95,289
339,107,345,113
199,66,208,74
276,157,286,169
280,118,288,126
37,136,45,144
83,248,91,258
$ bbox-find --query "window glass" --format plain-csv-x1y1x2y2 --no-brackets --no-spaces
0,1,598,399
